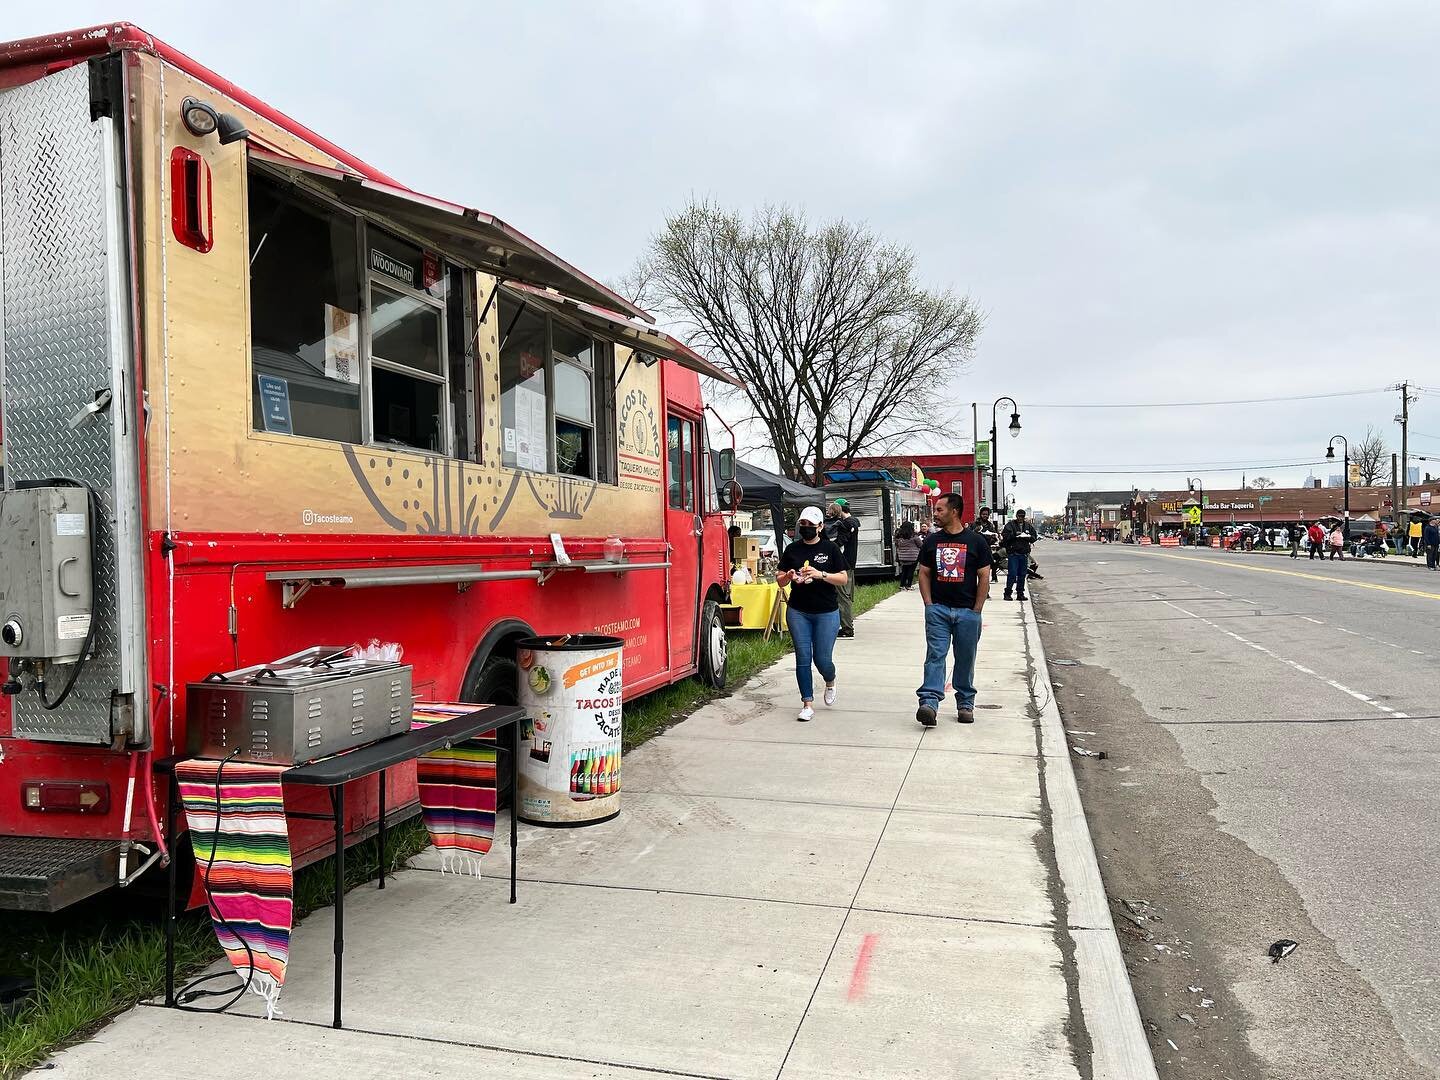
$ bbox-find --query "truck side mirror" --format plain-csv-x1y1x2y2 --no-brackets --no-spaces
717,449,736,482
720,480,743,510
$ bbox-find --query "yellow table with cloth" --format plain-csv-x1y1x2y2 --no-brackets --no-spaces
726,582,787,631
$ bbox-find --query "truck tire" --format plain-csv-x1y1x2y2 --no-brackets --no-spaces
463,654,520,809
698,599,728,690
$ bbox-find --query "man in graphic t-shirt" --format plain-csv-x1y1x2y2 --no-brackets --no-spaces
915,492,991,727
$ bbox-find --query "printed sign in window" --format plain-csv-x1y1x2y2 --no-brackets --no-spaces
257,374,293,435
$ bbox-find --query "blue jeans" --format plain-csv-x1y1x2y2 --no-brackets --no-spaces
917,605,983,710
787,608,839,701
1006,552,1029,597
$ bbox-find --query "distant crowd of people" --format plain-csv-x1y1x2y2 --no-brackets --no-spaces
1155,516,1440,566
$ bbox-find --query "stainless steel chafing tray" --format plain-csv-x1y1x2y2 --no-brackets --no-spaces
186,646,414,765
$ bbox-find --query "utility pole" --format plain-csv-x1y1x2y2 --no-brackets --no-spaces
1391,452,1399,530
1397,381,1416,518
972,402,980,511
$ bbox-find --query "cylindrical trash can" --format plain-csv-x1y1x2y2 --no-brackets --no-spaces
516,634,623,826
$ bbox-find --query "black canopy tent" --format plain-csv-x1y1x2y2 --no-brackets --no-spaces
734,460,827,552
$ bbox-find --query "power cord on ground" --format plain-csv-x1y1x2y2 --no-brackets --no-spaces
174,748,258,1014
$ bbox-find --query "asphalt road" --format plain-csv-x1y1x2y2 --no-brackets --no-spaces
1031,541,1440,1080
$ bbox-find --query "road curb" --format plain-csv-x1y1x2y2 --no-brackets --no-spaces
1022,598,1160,1080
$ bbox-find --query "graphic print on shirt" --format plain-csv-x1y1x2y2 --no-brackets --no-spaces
935,542,968,582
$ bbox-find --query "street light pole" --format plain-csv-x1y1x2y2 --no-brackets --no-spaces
1186,477,1204,543
1327,435,1350,538
991,397,1021,521
1000,467,1018,517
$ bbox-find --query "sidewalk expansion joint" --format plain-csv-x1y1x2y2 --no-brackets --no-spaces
407,866,856,912
772,701,929,1080
219,1011,747,1080
617,787,1040,820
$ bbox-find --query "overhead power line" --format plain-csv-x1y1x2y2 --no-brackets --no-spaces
1020,455,1337,469
1023,387,1390,409
1015,460,1330,476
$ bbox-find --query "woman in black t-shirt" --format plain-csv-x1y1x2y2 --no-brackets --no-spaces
777,505,849,722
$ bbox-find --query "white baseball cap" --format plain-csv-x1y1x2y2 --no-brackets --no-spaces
798,506,825,526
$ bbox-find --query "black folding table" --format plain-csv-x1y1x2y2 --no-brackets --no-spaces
159,703,525,1029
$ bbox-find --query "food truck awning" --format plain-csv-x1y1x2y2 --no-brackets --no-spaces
503,282,740,387
249,147,650,323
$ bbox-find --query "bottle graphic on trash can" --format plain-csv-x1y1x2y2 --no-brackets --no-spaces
518,634,624,825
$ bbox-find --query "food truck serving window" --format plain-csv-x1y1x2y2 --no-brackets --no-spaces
498,294,615,482
248,173,364,442
247,170,470,456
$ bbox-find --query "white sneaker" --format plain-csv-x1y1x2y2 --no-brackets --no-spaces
797,705,815,722
823,683,837,707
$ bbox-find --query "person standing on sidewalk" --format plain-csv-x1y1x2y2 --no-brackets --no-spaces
974,505,1001,597
825,500,861,636
915,493,991,727
895,521,922,590
1424,516,1440,570
1001,509,1039,601
777,506,849,722
1409,516,1424,556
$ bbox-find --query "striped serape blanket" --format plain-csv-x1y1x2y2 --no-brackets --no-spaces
176,759,291,1018
176,701,501,1017
412,702,499,877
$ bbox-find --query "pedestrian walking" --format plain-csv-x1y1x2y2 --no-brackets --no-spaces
1001,509,1039,601
1328,524,1345,560
895,521,922,590
1424,516,1440,570
1289,523,1302,558
914,492,991,727
777,506,849,722
1307,521,1325,560
824,499,861,638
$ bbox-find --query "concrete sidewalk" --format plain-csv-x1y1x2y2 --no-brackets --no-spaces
36,594,1156,1080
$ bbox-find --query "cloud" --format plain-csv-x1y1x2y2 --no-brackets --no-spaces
11,1,1437,505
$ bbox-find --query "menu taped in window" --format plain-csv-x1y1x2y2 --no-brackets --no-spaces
324,304,360,384
513,386,547,470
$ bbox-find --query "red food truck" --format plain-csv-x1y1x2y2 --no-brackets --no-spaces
0,24,736,912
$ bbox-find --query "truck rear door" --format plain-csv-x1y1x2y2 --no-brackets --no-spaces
0,57,148,747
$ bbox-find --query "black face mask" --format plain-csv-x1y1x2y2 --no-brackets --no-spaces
798,525,819,540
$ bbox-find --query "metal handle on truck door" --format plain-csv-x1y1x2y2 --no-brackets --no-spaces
57,556,83,598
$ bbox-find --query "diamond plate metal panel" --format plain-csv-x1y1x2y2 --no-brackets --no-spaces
1,64,119,744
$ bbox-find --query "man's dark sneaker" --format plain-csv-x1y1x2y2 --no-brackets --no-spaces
1016,594,1026,602
1003,592,1013,601
957,707,975,724
916,703,938,727
838,628,855,638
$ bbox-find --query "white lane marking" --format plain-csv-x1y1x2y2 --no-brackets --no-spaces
1301,617,1325,624
1158,600,1406,720
1336,627,1361,636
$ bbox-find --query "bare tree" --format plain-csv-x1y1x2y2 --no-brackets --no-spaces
1353,425,1389,485
627,199,983,480
1250,476,1276,489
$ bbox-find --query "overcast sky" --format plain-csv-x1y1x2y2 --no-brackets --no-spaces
19,2,1440,511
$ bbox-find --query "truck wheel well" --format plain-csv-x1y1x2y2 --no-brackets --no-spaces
460,618,534,696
